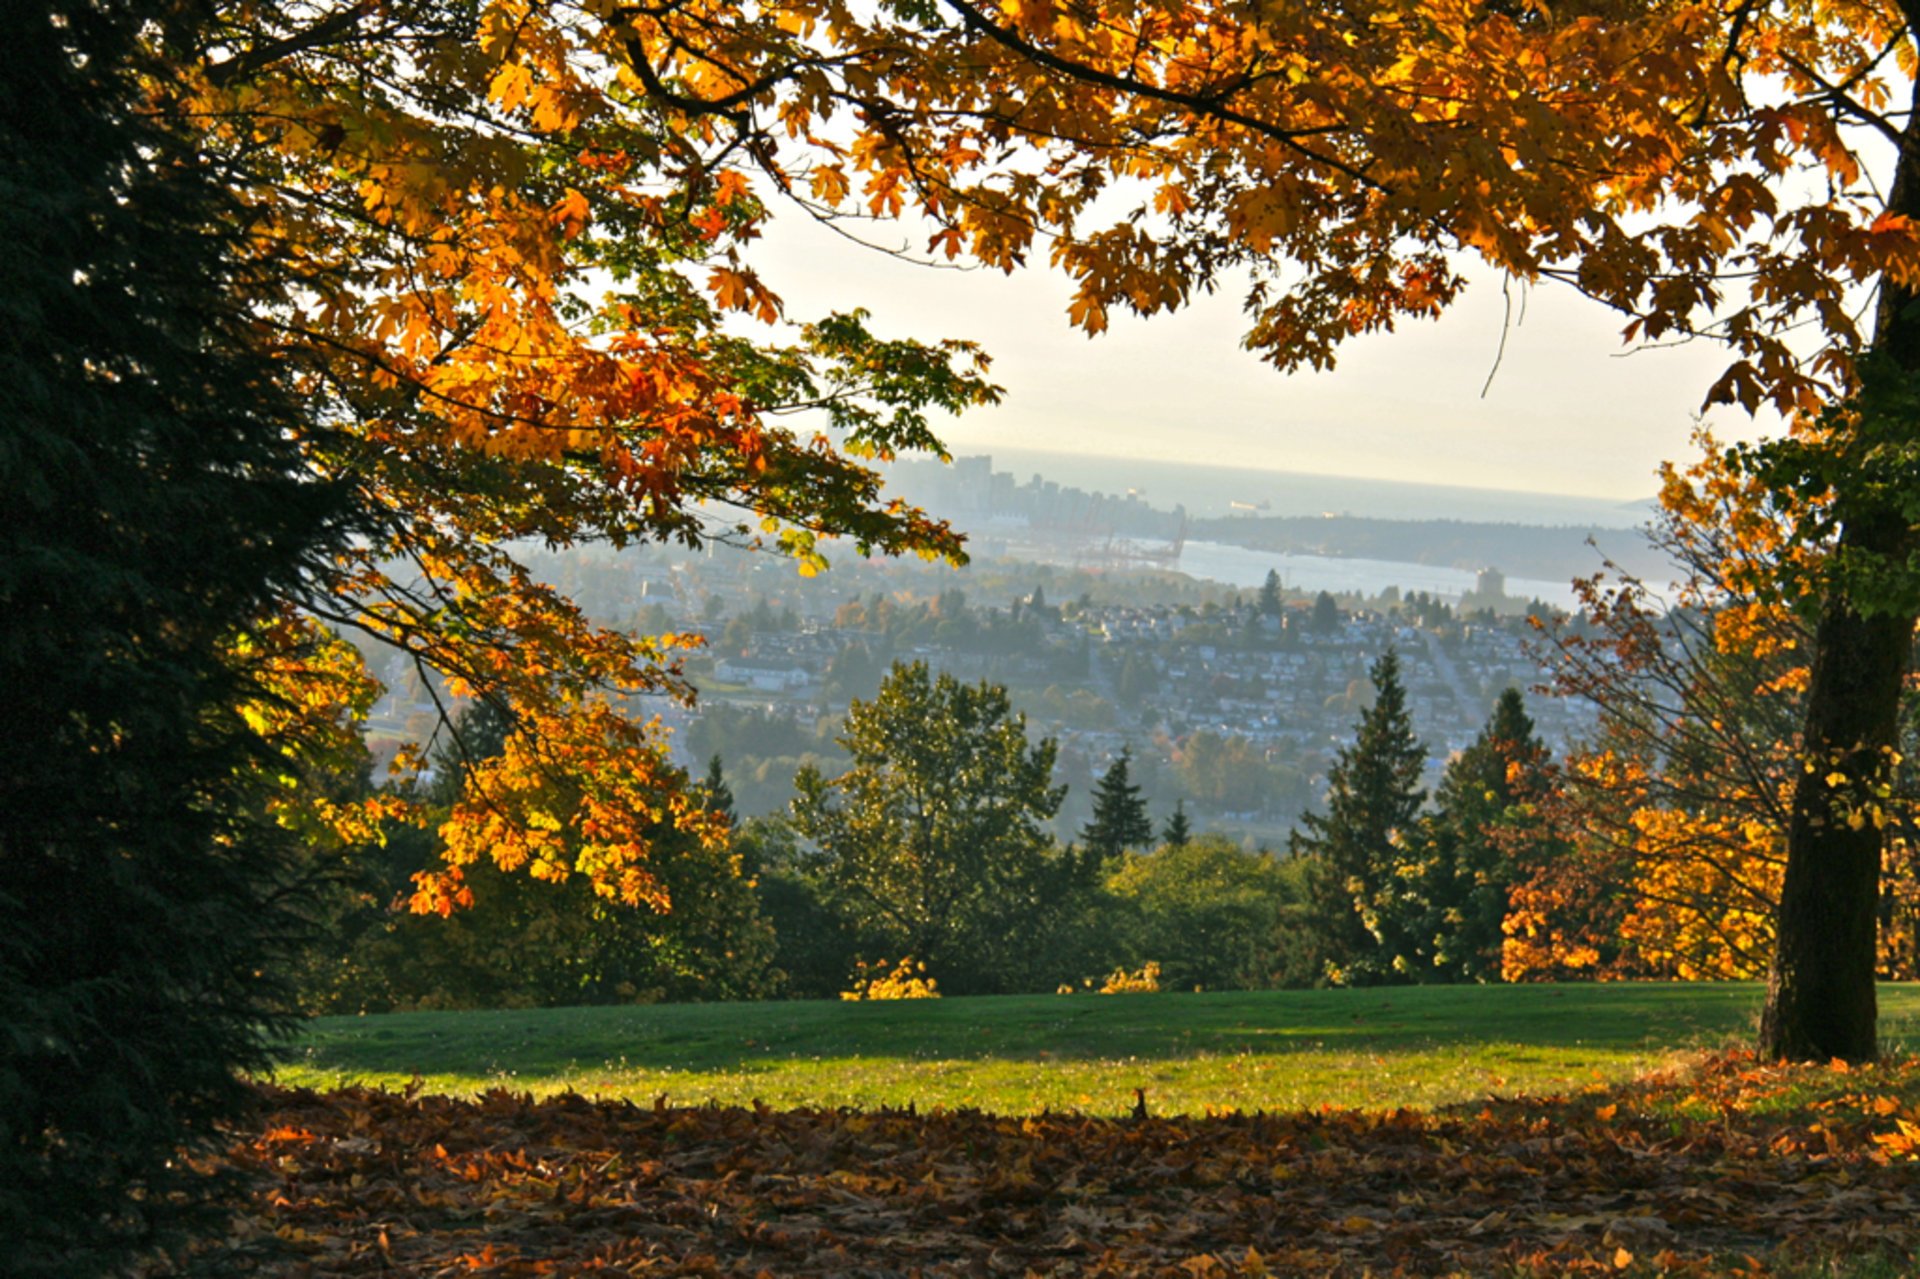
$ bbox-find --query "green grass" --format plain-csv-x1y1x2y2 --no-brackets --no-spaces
273,982,1920,1117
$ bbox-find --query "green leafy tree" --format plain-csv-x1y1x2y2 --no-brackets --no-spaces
0,5,353,1269
789,661,1077,993
1080,748,1155,863
1106,836,1315,991
1291,649,1428,984
1178,731,1285,814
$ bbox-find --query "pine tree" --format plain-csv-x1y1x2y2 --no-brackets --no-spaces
1415,689,1550,982
1259,569,1284,616
2,5,350,1269
1311,591,1342,634
1081,747,1156,862
703,754,737,822
1291,649,1428,983
1162,799,1194,848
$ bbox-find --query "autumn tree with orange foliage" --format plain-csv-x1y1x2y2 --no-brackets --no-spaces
17,3,997,1263
1517,442,1920,984
165,3,1001,916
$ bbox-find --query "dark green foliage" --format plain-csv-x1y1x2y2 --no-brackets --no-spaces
1162,800,1194,848
1259,569,1284,616
1348,689,1553,984
1416,690,1550,982
1105,836,1318,990
745,819,863,1000
1291,649,1428,984
789,662,1087,993
703,754,737,822
1311,590,1342,634
1080,747,1155,863
1114,651,1159,710
0,5,350,1271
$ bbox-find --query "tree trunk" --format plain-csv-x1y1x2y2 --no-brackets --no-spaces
1759,554,1909,1060
1758,70,1920,1061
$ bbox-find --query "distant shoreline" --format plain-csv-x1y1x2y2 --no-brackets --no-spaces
978,444,1653,530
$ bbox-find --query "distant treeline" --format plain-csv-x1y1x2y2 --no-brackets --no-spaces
1191,515,1670,586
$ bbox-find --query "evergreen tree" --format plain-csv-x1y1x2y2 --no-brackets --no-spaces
1291,649,1428,983
1259,569,1284,616
1416,689,1549,982
1162,799,1194,848
1311,590,1342,634
703,754,737,822
1116,651,1157,709
1081,747,1156,862
2,6,351,1269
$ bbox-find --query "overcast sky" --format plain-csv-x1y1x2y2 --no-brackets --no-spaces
749,208,1788,503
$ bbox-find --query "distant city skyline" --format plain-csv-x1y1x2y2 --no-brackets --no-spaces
750,207,1789,503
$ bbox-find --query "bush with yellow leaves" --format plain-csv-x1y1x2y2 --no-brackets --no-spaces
840,957,940,1001
1098,961,1162,994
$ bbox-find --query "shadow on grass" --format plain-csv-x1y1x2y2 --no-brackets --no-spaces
278,982,1849,1083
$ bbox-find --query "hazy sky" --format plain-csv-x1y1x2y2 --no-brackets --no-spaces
750,209,1787,503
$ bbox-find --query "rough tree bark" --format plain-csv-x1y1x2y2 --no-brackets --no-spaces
1760,563,1910,1059
1759,58,1920,1061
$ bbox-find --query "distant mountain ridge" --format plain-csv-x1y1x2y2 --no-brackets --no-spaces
979,445,1655,530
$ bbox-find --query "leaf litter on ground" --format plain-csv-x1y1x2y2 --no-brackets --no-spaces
188,1050,1920,1277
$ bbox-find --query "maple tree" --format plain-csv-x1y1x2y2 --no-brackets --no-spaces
295,705,780,1012
155,1,1002,924
1521,442,1920,983
565,0,1920,1057
20,1,992,1258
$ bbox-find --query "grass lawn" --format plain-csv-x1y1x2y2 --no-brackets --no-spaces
275,981,1920,1117
250,987,1920,1275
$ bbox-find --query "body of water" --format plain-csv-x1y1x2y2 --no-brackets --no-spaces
1175,540,1579,611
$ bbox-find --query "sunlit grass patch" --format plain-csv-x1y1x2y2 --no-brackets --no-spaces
270,981,1920,1117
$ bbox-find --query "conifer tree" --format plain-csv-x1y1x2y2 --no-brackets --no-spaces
703,754,737,823
2,4,351,1268
1416,689,1553,982
1291,649,1428,982
1162,799,1194,848
1081,747,1155,863
1311,591,1342,635
1259,570,1284,616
